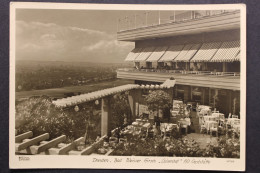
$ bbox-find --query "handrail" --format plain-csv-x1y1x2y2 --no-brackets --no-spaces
117,68,240,77
118,10,240,32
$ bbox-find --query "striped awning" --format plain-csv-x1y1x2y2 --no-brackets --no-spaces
234,51,240,61
174,44,201,62
190,42,222,62
135,47,155,62
146,46,168,62
124,48,143,62
158,44,184,62
210,40,240,62
172,44,193,62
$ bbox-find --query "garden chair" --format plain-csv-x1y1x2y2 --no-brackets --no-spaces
200,123,207,134
210,122,218,137
232,115,239,119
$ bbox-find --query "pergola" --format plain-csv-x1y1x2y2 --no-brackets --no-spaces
53,79,176,136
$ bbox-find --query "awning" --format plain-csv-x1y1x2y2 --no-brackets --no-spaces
134,47,155,62
174,44,201,62
172,44,193,62
234,51,240,61
146,46,168,62
190,42,222,62
158,44,184,62
124,48,143,62
161,79,176,88
210,40,240,62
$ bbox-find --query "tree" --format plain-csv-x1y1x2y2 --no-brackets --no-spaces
110,93,131,134
144,90,172,118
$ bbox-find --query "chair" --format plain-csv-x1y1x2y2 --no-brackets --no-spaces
200,123,207,134
147,131,154,138
219,113,225,121
210,122,218,137
232,115,239,119
165,130,172,138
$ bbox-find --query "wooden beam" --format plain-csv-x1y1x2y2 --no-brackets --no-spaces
68,150,81,155
55,137,84,155
16,133,49,151
30,135,66,155
15,131,33,143
80,145,94,155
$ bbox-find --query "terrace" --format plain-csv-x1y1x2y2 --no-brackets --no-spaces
15,100,240,157
117,68,240,90
117,10,240,41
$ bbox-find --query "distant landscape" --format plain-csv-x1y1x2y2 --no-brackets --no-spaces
15,60,133,100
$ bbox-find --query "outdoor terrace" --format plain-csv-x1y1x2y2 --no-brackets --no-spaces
117,68,240,90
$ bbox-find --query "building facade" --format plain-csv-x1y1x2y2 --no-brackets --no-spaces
117,10,241,117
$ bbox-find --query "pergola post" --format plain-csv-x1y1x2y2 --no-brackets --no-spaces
101,97,111,136
128,90,137,121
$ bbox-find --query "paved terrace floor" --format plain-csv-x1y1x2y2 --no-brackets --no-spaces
187,110,218,149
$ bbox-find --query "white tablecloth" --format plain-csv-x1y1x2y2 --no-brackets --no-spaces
205,121,218,131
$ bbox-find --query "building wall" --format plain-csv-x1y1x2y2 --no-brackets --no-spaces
171,84,240,117
135,29,239,48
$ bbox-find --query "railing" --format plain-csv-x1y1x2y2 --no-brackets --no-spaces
117,68,240,77
117,10,239,32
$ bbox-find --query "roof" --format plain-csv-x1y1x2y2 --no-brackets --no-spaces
124,48,143,61
158,45,184,62
210,40,240,62
146,46,168,62
190,42,222,62
134,47,155,62
174,44,201,62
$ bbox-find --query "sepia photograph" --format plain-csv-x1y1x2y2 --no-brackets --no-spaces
9,3,246,171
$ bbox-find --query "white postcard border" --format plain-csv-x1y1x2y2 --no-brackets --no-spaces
9,2,246,171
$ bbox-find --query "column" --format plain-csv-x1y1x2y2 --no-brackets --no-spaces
101,97,111,136
223,62,227,72
128,90,136,121
190,86,193,101
202,88,205,105
229,91,232,114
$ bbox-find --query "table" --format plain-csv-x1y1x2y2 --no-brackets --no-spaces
227,118,240,126
204,116,217,122
233,124,240,132
178,119,191,126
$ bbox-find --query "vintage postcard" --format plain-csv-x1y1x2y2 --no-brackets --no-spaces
9,2,246,171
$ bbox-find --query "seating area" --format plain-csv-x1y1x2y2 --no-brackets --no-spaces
198,106,240,136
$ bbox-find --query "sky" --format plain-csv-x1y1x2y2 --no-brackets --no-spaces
15,9,139,63
15,9,191,63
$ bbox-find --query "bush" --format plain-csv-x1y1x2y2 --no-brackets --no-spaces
15,96,101,142
111,132,240,158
